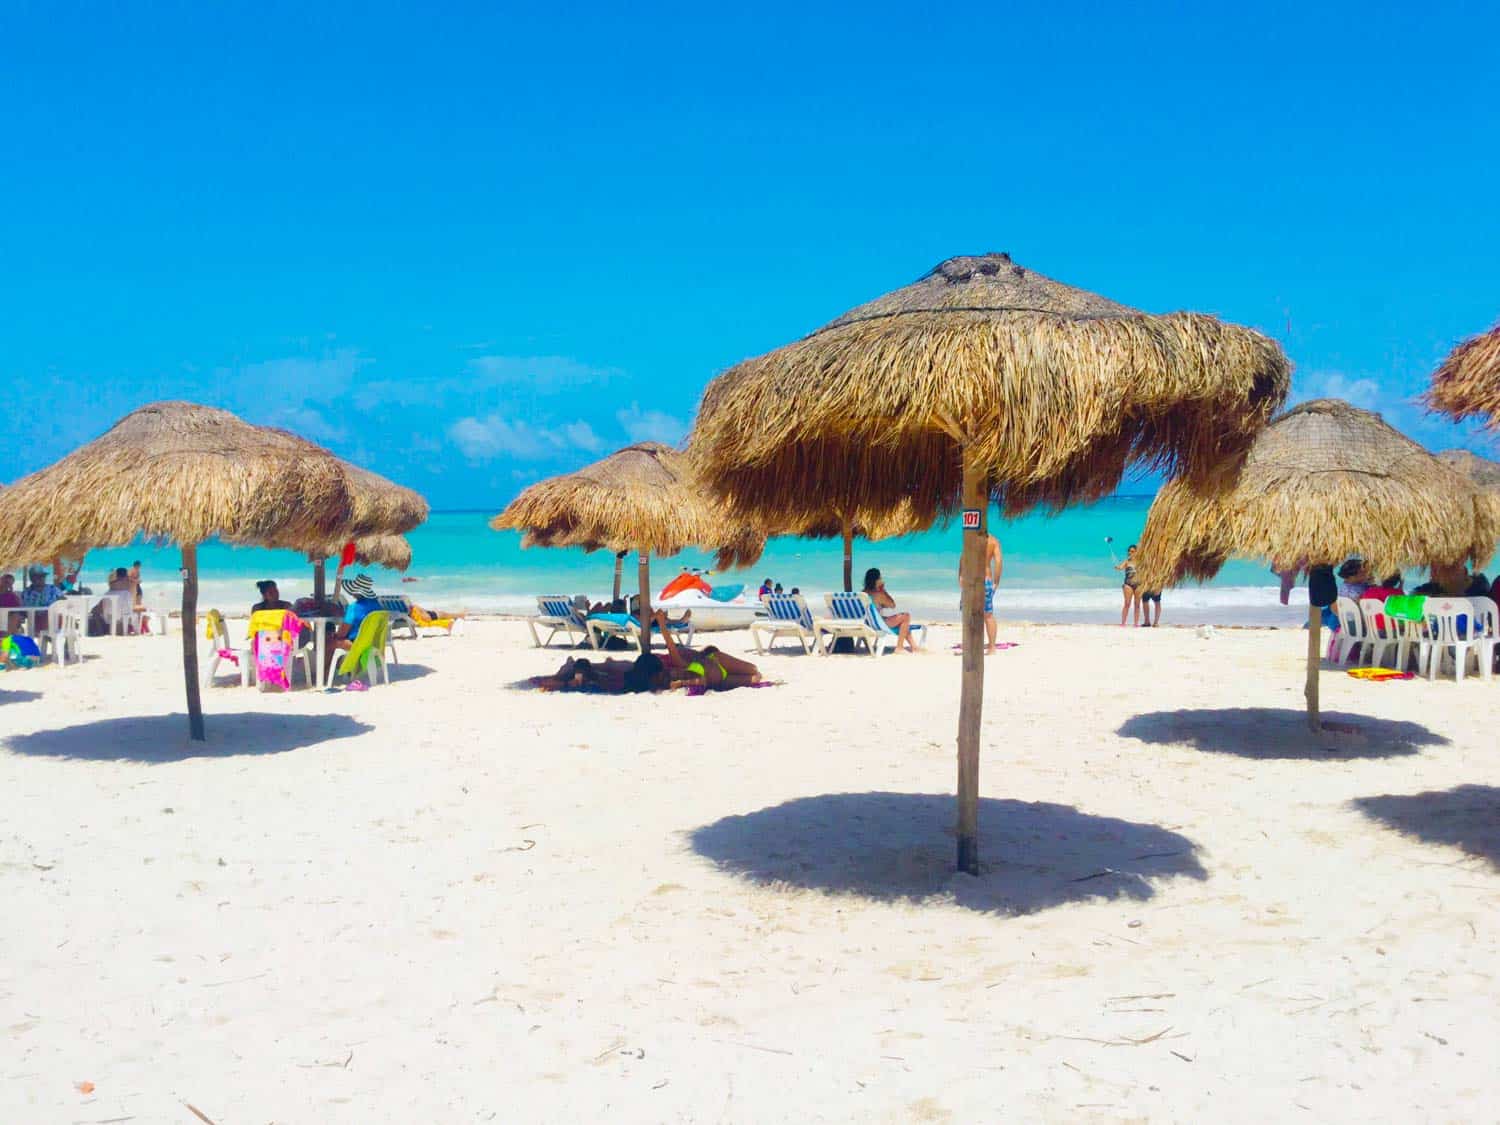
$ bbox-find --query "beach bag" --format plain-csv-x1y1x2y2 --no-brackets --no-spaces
249,609,303,691
3,633,41,667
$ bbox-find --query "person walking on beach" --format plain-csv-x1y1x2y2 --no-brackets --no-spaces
1116,544,1141,627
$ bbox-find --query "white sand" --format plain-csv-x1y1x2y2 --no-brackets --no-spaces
3,620,1498,1121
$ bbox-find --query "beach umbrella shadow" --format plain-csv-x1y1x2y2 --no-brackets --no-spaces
1,688,42,705
1353,785,1500,871
688,791,1206,916
4,712,373,763
1116,707,1444,760
385,661,435,684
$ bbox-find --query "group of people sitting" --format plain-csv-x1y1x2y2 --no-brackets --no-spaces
249,572,465,680
534,611,763,693
1322,557,1495,629
0,561,148,637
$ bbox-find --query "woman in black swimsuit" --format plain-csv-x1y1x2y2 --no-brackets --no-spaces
1116,544,1141,627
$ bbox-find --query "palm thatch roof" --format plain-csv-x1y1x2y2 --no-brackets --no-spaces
1425,322,1500,427
0,401,356,565
689,253,1291,525
338,465,429,542
1437,448,1500,534
492,442,765,566
307,534,413,572
1136,399,1500,589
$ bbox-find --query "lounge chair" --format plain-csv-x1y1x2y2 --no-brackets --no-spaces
814,591,927,655
376,595,419,640
586,610,694,651
331,611,392,687
528,595,590,648
750,592,816,654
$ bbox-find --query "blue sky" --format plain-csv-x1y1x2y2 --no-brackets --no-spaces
3,2,1497,507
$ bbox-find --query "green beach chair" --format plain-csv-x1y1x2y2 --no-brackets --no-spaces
332,610,392,687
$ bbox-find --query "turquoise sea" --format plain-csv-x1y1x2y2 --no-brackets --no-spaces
69,496,1326,627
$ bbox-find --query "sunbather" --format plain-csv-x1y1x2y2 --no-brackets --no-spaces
864,567,918,652
533,611,760,692
651,611,761,689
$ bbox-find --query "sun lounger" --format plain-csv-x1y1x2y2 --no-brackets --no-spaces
529,595,590,648
751,592,816,654
376,595,419,639
586,610,694,651
813,591,926,655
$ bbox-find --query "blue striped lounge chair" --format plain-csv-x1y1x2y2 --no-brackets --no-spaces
813,591,927,655
376,595,419,640
586,609,694,651
750,592,816,654
529,594,590,648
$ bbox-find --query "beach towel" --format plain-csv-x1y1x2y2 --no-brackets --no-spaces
1382,595,1427,623
249,608,303,691
411,606,455,632
1347,667,1414,681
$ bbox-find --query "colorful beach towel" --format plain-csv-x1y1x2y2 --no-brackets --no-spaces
249,608,303,691
1347,667,1414,682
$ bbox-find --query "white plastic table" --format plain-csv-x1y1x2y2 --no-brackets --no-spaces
300,615,339,687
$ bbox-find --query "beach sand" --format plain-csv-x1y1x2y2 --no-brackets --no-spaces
3,619,1498,1121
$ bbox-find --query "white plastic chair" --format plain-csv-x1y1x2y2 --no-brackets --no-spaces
751,593,817,654
1330,597,1368,664
97,591,142,636
1421,597,1482,682
42,599,85,667
528,595,590,648
1466,597,1498,681
202,610,254,687
1357,598,1406,669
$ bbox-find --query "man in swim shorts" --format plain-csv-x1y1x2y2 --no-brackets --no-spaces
960,534,1004,653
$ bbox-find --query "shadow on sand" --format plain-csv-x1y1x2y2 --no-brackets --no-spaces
4,712,374,763
0,687,43,705
688,791,1206,916
1116,707,1446,761
1354,785,1500,871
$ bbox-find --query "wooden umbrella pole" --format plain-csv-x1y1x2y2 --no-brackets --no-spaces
313,559,327,603
955,458,986,874
1305,602,1322,732
614,551,625,603
638,550,652,651
181,543,206,742
842,519,854,592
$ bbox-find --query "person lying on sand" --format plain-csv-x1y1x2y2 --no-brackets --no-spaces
651,611,761,690
532,614,761,693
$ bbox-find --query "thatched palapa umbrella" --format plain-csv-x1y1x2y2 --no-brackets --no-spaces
306,464,428,598
0,402,359,740
1425,321,1500,428
492,442,765,636
309,533,415,578
690,253,1290,871
1437,448,1500,533
1136,399,1500,730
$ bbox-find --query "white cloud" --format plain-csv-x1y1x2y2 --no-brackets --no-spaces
616,402,687,446
1293,370,1385,412
448,414,605,462
467,354,619,391
560,420,604,452
235,349,368,404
